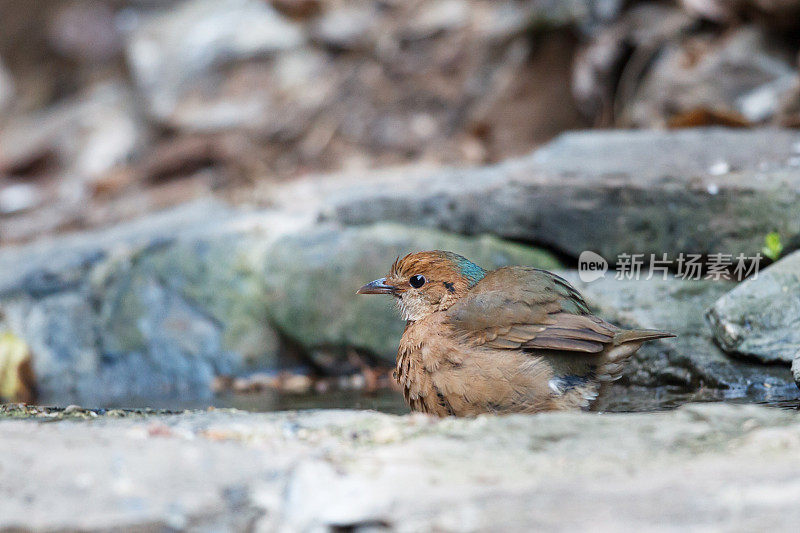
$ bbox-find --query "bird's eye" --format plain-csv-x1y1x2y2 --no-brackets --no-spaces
409,275,426,288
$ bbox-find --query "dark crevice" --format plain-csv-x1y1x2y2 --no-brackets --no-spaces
717,347,797,368
499,234,580,269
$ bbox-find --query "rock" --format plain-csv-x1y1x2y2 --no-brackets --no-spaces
309,0,620,52
15,292,100,401
0,200,235,296
0,81,149,182
706,250,800,364
1,404,800,530
0,183,41,215
262,223,561,367
126,0,304,124
680,0,800,29
623,27,797,126
563,274,797,408
0,199,266,403
736,73,798,123
276,128,800,261
311,5,379,51
480,0,623,38
402,0,470,41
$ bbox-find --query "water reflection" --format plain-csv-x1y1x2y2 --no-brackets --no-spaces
30,385,798,416
215,388,410,414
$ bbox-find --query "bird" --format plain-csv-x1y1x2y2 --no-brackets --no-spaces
357,250,675,417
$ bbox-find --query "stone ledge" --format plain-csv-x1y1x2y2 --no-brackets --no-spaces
1,403,799,531
275,128,800,260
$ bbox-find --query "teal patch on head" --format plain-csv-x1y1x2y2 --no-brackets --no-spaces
459,260,486,287
440,252,485,287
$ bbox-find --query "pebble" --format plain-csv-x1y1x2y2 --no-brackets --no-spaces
0,184,40,214
707,161,731,176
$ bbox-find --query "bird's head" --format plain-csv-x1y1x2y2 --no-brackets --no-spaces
357,250,486,321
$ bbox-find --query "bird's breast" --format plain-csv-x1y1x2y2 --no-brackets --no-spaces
395,316,464,416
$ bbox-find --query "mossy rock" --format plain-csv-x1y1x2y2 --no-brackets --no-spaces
262,223,561,366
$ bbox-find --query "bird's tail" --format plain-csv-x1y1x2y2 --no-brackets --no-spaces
594,329,676,383
613,329,676,345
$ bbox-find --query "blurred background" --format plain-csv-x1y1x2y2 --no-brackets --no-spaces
0,0,799,412
2,0,799,245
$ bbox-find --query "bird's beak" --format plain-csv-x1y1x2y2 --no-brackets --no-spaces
356,277,395,295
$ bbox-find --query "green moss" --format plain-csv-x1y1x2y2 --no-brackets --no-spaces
0,404,186,421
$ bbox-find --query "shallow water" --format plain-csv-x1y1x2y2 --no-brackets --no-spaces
69,389,413,415
96,387,799,415
32,382,799,415
215,389,411,414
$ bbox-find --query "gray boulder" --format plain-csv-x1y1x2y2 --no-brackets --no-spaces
0,200,261,404
707,250,800,364
277,128,800,261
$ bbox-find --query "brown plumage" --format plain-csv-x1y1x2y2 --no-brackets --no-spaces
357,250,675,417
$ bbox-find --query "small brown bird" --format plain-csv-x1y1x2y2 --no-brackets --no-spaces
357,251,674,416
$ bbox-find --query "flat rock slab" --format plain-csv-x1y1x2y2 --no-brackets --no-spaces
1,404,799,531
277,128,800,260
707,250,800,364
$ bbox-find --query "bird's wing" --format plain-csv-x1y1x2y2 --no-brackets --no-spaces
445,267,616,353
